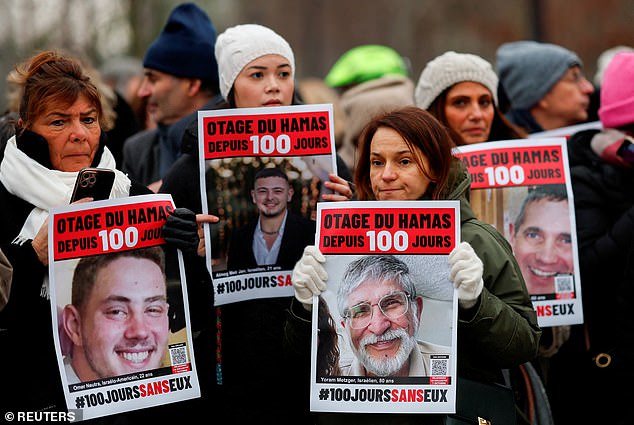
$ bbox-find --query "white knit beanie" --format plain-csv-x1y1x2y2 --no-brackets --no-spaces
215,24,295,99
415,51,498,110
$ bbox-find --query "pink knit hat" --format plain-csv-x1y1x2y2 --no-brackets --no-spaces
598,52,634,128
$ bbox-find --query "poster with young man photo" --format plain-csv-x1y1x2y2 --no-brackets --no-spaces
48,194,199,421
453,137,583,327
197,104,341,306
310,201,459,414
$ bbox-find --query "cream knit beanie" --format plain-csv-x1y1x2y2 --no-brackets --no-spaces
415,51,498,109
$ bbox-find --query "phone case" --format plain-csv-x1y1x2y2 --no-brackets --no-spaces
70,168,116,203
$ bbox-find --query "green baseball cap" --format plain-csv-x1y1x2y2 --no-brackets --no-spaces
325,44,409,88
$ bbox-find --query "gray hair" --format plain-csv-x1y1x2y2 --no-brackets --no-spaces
337,255,417,316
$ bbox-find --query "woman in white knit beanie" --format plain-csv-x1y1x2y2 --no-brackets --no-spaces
415,51,526,145
211,22,353,425
215,23,297,108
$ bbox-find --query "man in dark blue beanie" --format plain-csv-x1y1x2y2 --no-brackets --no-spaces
118,4,224,423
122,2,222,191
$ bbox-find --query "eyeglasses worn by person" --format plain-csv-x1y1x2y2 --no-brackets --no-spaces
290,106,541,423
344,290,412,329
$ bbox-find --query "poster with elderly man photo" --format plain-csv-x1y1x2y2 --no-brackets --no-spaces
310,201,459,414
197,104,338,306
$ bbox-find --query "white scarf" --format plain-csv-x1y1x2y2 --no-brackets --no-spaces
0,135,131,245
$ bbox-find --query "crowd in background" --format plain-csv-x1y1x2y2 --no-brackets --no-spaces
1,1,633,424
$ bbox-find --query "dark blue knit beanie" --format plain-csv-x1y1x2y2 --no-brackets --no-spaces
143,2,218,82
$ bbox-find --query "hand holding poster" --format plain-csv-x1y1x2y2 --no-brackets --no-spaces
197,104,338,305
310,201,459,414
454,138,583,327
48,194,200,421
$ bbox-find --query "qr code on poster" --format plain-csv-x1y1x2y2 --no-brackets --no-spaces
430,357,448,376
169,344,188,365
555,274,573,293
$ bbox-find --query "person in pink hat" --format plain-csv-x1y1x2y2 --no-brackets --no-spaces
546,51,634,425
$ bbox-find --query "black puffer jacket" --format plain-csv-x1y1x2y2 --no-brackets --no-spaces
546,128,634,425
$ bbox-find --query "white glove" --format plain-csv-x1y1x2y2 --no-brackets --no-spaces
292,245,328,311
448,241,484,309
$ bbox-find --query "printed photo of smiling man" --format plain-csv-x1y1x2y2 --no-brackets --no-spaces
61,247,171,383
508,184,574,298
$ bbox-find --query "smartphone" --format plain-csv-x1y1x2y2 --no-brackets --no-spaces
70,167,115,203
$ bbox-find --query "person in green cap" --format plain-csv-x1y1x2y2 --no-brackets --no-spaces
325,44,410,93
324,45,414,172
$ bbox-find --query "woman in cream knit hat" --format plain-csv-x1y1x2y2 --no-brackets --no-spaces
415,51,525,145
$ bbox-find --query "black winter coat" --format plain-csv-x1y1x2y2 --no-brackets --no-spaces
545,128,634,425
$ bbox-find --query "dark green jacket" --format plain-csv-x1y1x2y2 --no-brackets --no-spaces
447,159,541,382
284,159,541,425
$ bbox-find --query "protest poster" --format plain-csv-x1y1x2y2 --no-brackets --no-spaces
453,138,583,327
310,201,459,414
48,194,200,421
197,104,337,306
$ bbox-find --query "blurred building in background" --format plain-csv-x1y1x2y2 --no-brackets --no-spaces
1,0,633,112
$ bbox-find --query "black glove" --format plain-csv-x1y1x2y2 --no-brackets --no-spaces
163,208,199,253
